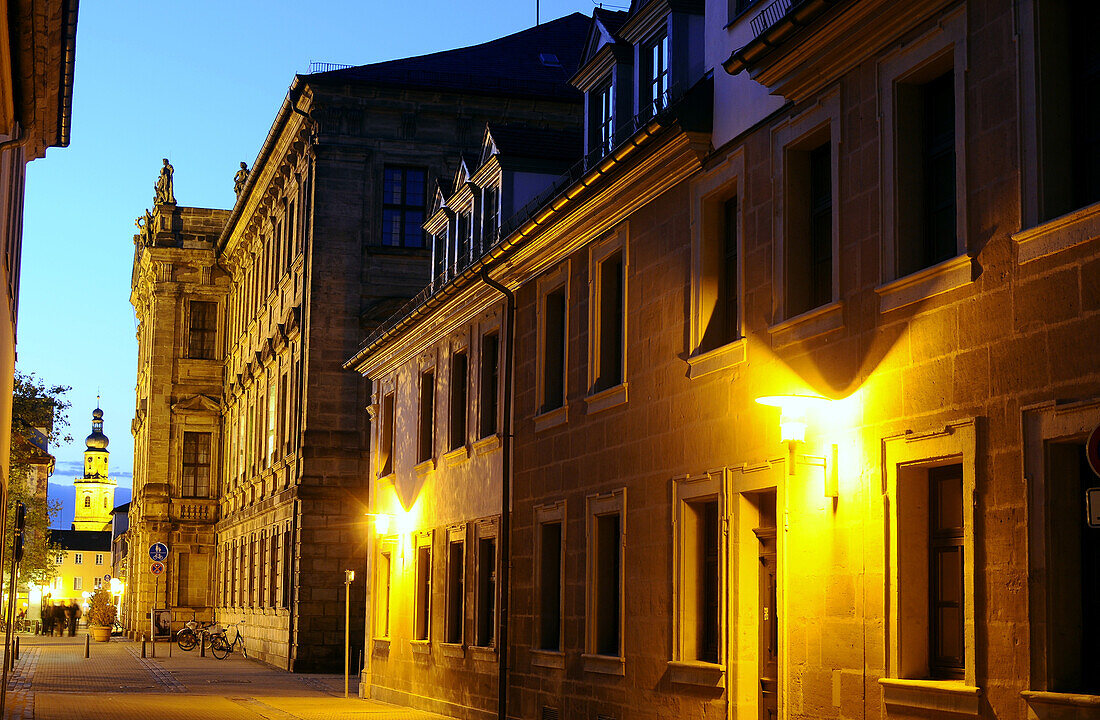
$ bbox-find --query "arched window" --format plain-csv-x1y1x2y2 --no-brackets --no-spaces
103,497,108,508
83,496,91,508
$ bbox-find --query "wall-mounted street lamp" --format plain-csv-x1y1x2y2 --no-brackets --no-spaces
367,513,392,536
756,394,838,496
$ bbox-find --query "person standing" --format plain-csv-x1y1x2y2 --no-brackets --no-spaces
67,601,79,637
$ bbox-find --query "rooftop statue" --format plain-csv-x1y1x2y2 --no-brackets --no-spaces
154,158,176,205
234,161,250,197
134,209,154,246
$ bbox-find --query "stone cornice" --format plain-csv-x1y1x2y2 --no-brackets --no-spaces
724,0,958,103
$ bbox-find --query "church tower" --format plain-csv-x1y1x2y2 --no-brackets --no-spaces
72,405,116,531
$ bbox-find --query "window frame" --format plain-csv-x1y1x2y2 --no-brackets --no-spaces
186,299,218,360
583,488,626,675
478,327,501,440
533,501,566,661
671,471,725,674
444,525,466,646
882,418,977,690
535,263,570,429
586,225,628,414
876,7,970,310
417,366,436,466
413,530,434,644
448,346,469,453
181,431,213,498
473,518,499,649
381,165,428,248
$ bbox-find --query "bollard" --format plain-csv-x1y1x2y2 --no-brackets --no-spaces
141,638,147,658
14,636,19,661
199,633,205,658
150,636,155,659
84,634,90,659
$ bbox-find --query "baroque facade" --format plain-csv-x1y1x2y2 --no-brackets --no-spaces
351,1,1100,720
128,15,589,672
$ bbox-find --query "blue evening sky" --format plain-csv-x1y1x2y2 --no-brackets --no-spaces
17,0,603,488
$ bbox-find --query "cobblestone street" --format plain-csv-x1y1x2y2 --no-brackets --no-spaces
1,635,444,720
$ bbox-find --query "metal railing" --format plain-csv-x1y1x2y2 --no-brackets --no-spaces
307,61,353,74
750,0,793,35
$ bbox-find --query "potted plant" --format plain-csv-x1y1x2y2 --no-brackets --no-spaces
86,587,115,642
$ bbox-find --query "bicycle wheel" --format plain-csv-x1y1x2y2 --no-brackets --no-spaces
210,634,231,659
176,628,197,651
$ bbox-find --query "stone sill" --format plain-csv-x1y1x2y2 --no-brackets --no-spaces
768,301,844,348
876,254,974,313
880,678,980,716
686,339,746,379
534,404,568,433
409,640,430,656
413,459,435,478
371,638,390,655
438,642,465,659
582,653,625,676
1013,200,1100,263
1021,691,1100,709
584,383,628,416
530,649,565,669
473,434,501,456
468,645,498,664
442,446,469,467
668,660,725,688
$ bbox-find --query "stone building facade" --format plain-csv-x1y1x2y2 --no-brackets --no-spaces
127,15,590,672
351,1,1100,719
128,195,231,636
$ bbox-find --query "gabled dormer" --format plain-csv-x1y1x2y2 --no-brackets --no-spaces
571,9,633,161
425,180,454,288
619,0,705,119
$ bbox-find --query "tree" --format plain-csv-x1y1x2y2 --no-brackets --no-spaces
5,371,71,591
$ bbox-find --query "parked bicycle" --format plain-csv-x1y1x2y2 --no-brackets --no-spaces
175,620,217,651
209,621,246,660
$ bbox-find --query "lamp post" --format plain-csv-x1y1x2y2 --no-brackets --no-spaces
344,569,355,698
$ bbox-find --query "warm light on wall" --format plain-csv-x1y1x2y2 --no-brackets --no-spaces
367,513,392,536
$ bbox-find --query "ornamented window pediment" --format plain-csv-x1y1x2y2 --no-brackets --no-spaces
170,394,222,415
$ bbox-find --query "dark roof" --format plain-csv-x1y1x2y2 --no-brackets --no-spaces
111,502,130,515
49,530,111,552
305,13,588,101
593,7,630,37
488,125,583,163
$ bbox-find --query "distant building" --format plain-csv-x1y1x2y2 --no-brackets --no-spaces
71,407,116,531
45,529,111,604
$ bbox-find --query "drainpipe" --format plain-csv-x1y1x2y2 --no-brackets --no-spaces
480,267,513,720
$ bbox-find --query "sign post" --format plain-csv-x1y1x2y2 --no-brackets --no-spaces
148,544,168,654
344,570,355,698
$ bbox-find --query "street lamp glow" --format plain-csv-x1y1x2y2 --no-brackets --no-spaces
756,394,830,443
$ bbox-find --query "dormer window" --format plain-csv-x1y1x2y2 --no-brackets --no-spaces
481,186,499,251
455,211,471,272
597,81,615,156
644,33,669,115
433,228,448,283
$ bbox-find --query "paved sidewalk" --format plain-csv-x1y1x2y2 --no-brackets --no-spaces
1,634,446,720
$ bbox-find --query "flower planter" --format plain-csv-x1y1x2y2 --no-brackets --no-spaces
89,625,111,643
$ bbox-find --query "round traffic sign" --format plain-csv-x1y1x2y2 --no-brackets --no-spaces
1087,425,1100,478
149,542,168,562
150,561,165,576
102,573,111,583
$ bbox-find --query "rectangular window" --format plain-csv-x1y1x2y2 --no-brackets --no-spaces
1034,2,1100,220
268,532,278,608
258,535,267,608
433,230,448,284
266,380,277,466
182,432,212,498
929,464,964,678
481,186,499,250
896,68,956,277
594,250,624,392
785,139,832,317
379,391,395,476
281,529,292,609
376,549,392,638
479,333,499,438
187,300,217,360
686,499,720,663
415,541,432,642
597,82,615,157
594,513,621,656
541,286,566,413
95,553,104,565
418,370,435,463
701,196,739,351
455,212,471,272
74,576,82,591
538,521,563,651
449,352,468,451
382,166,427,248
55,553,63,565
476,537,496,647
646,33,670,115
445,539,465,644
224,543,231,607
74,553,82,565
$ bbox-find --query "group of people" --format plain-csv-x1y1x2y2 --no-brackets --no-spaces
40,600,81,636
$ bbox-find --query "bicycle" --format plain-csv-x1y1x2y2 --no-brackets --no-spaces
209,621,246,659
175,620,216,651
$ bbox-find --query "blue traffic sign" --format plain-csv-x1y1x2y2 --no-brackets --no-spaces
149,542,168,562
